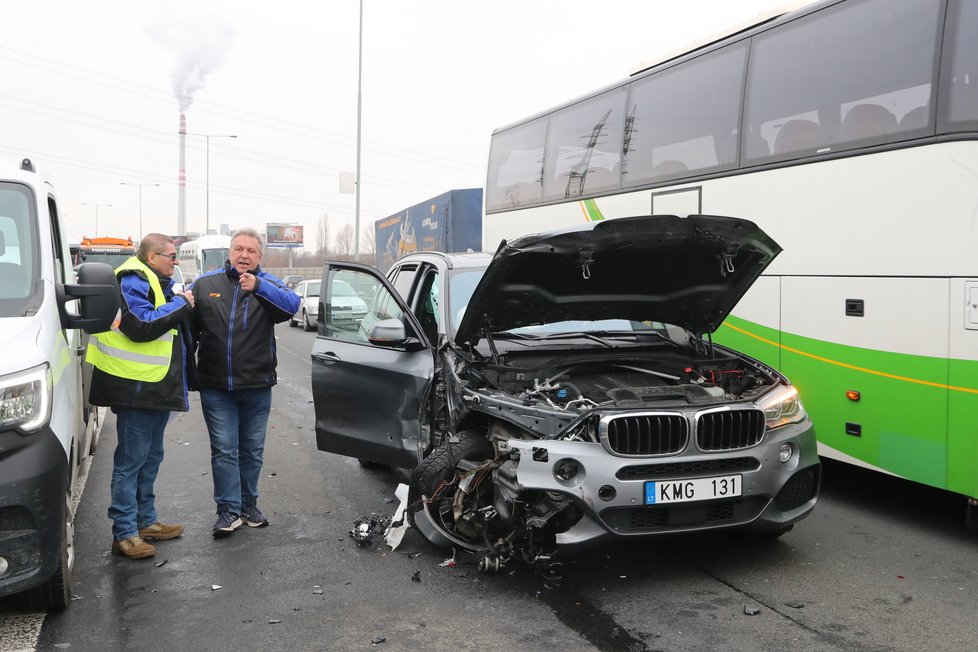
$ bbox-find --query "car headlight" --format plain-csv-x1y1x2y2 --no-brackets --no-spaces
0,364,53,434
759,386,806,430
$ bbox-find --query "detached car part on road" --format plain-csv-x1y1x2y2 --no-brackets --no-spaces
312,215,820,573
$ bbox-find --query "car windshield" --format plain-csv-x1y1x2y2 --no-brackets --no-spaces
448,269,486,332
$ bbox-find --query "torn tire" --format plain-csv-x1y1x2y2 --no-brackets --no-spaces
407,431,494,552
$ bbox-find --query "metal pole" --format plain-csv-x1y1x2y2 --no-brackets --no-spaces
138,185,143,240
205,135,211,235
354,0,363,261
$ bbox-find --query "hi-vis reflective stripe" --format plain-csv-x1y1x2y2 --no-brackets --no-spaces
89,331,175,366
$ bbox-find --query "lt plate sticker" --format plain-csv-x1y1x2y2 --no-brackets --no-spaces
645,474,742,504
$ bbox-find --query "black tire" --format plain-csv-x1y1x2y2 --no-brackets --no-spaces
408,431,494,551
289,316,297,327
302,310,315,332
24,493,73,610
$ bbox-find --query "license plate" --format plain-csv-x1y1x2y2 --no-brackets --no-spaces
644,474,742,505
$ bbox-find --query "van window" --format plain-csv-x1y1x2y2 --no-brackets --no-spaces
0,183,38,313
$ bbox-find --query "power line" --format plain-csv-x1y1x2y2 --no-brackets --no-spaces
0,46,485,173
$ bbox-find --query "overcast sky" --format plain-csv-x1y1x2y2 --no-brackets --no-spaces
0,0,797,249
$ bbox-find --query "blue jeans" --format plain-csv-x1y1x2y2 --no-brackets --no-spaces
200,387,272,514
108,408,170,541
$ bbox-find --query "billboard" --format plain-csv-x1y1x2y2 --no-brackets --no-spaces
266,223,304,248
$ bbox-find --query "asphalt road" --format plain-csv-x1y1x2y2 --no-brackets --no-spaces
2,323,977,651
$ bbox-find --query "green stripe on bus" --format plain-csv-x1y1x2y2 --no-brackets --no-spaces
715,315,978,499
581,199,605,222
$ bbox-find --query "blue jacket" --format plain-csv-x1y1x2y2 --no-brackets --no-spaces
88,263,196,411
189,262,300,391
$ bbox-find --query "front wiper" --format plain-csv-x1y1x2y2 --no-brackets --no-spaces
498,329,675,347
494,331,617,348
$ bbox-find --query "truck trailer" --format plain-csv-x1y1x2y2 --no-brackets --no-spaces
375,188,482,271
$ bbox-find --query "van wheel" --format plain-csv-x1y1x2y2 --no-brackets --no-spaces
24,492,74,610
407,431,494,552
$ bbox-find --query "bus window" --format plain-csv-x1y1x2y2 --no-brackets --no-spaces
542,87,627,201
939,0,978,132
486,118,546,211
623,42,746,185
744,0,942,161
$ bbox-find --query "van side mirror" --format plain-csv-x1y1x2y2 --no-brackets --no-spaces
59,262,120,333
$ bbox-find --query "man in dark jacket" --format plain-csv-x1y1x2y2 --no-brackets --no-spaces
189,228,300,538
87,233,197,560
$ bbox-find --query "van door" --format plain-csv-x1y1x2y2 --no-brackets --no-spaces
311,262,433,468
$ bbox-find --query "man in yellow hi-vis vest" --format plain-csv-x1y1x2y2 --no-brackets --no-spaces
87,233,197,560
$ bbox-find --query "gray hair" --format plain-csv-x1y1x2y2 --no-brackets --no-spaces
230,227,265,253
137,233,174,261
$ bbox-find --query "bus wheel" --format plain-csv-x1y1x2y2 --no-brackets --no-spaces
25,491,74,610
967,498,978,530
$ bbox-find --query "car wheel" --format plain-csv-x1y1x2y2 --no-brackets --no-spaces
302,310,315,331
24,490,74,610
289,316,297,327
408,431,495,552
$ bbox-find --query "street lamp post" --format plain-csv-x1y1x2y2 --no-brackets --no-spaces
185,132,237,235
81,202,112,238
120,182,160,241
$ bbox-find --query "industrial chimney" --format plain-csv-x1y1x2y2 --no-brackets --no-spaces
178,113,187,236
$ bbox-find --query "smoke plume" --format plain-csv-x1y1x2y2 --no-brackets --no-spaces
144,1,236,111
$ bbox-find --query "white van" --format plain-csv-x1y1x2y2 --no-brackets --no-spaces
0,158,118,609
177,234,231,282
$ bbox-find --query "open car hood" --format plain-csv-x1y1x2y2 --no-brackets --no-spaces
454,214,781,346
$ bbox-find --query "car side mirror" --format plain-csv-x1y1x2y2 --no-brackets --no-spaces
367,318,425,351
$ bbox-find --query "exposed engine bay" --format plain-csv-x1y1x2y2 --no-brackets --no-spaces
409,347,790,578
483,351,778,413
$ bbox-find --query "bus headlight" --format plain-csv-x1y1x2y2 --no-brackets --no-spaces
759,386,806,431
0,364,53,434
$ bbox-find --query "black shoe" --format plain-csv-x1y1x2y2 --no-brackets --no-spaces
212,510,242,538
241,504,269,528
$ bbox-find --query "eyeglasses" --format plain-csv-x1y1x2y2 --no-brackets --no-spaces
154,252,177,261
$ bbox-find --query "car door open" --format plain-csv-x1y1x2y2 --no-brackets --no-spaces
311,262,434,468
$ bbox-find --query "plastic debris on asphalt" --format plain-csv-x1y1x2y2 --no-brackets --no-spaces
371,637,386,645
211,584,222,591
350,514,390,547
744,605,761,615
411,570,421,583
439,548,458,567
155,560,167,567
313,585,324,595
384,484,410,550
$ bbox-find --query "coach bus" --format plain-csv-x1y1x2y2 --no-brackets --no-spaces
484,0,978,524
177,234,231,281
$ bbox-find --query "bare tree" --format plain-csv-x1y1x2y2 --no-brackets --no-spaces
361,225,375,258
316,212,330,259
334,223,354,259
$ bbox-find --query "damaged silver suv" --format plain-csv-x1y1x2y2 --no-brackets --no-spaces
312,214,819,571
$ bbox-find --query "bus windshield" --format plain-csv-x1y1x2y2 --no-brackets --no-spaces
201,247,228,273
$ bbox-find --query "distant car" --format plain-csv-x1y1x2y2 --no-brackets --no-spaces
290,279,320,331
282,275,305,289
